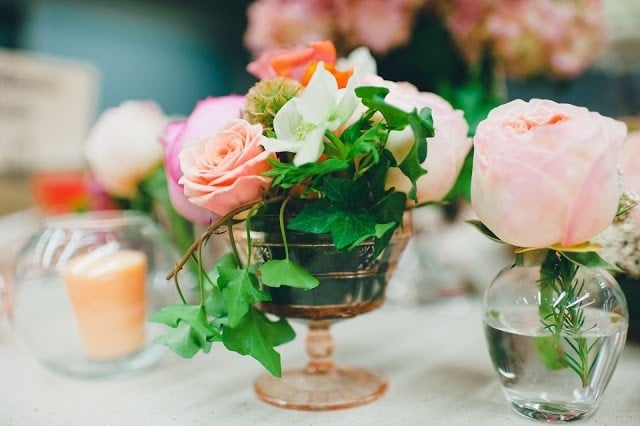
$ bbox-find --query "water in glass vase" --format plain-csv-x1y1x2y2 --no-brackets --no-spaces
484,305,627,422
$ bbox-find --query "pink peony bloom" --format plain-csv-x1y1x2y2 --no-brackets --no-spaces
161,96,246,224
471,99,627,248
178,119,275,217
84,101,167,198
244,0,335,57
366,76,471,204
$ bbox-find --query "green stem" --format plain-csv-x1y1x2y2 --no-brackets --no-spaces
278,198,292,260
173,276,187,304
227,221,242,269
537,250,596,387
244,203,263,267
197,239,205,306
325,130,347,159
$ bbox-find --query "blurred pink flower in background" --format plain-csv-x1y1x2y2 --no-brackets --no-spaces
244,0,426,56
438,0,606,79
244,0,335,56
333,0,425,54
244,0,606,80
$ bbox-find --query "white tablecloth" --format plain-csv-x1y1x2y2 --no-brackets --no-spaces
1,297,639,426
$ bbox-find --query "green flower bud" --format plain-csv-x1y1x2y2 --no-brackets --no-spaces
243,77,302,134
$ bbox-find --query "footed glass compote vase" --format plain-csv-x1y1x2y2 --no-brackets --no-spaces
483,259,628,422
233,213,412,410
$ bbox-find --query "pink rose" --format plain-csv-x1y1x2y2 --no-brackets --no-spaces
620,130,640,193
84,101,166,198
471,98,627,248
178,119,275,217
162,96,245,224
371,77,471,204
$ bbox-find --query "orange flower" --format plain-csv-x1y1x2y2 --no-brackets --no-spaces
246,40,353,88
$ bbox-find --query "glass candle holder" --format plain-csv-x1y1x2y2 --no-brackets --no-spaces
11,211,179,378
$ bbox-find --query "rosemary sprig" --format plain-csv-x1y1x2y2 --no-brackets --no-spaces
537,250,601,387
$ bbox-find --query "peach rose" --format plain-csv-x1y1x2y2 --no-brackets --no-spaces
84,101,166,198
162,96,245,224
178,119,275,217
371,77,471,204
471,98,627,248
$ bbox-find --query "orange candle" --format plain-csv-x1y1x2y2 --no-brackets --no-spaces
62,249,147,360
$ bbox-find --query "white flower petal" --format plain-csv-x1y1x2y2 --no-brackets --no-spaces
297,63,338,125
293,126,326,166
260,137,301,153
337,46,377,76
273,99,301,141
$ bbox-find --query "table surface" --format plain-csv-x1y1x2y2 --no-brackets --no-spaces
1,211,639,425
1,297,639,426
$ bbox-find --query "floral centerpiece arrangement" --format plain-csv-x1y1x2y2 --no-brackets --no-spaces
149,40,471,381
469,98,629,421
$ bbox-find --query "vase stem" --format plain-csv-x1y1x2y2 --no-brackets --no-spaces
305,320,334,374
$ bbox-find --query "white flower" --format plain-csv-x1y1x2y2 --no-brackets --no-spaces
593,191,640,277
260,62,360,166
84,101,167,197
337,46,378,77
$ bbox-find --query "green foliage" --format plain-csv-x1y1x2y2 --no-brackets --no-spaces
287,177,404,252
222,307,295,377
217,266,271,327
536,250,602,387
560,250,621,272
263,158,349,189
138,166,195,257
149,304,220,357
260,259,319,290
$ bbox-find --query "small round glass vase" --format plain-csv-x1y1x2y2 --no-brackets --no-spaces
483,263,628,422
11,211,178,378
234,212,412,410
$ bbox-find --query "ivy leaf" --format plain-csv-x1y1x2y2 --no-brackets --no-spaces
208,252,240,285
259,259,319,290
321,176,369,210
154,322,209,358
398,111,431,202
365,149,396,199
355,86,409,130
560,251,621,272
222,307,296,377
149,304,220,357
348,222,396,251
466,220,504,244
327,211,378,250
204,284,228,318
217,267,271,327
287,199,336,234
371,191,406,256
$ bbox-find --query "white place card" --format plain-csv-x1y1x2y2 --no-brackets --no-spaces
0,48,99,172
